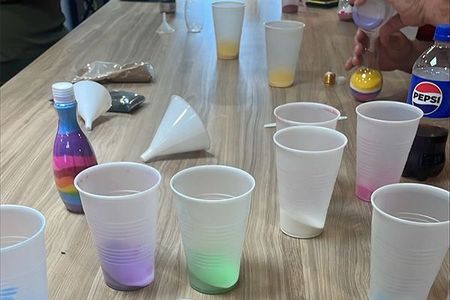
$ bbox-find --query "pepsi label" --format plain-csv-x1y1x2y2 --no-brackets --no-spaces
407,74,449,118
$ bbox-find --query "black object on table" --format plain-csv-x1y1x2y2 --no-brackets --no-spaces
402,124,448,181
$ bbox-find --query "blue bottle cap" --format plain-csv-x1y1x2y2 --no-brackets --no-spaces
434,24,450,42
352,0,395,31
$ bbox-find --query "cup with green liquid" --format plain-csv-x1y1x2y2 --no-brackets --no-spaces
170,165,255,294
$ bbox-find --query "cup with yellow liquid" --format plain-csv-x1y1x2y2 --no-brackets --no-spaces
212,1,245,60
265,20,305,87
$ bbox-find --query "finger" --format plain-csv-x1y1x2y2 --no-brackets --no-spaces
351,55,362,67
354,43,364,56
379,14,406,44
355,29,370,48
344,57,354,70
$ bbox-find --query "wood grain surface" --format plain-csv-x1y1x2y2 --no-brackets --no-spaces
0,0,448,299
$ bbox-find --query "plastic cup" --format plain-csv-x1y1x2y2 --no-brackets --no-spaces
185,0,204,33
273,126,347,238
212,1,245,60
282,0,298,13
355,101,423,202
265,20,305,88
74,162,161,291
170,165,255,294
274,102,341,130
1,205,48,300
370,183,450,300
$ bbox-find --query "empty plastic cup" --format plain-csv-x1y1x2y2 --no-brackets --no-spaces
74,162,161,291
355,101,423,202
1,205,48,300
274,102,341,130
370,183,449,300
273,126,348,238
265,20,305,87
212,1,245,60
170,165,255,294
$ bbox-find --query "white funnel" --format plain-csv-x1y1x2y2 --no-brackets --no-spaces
157,12,175,34
141,95,210,162
74,80,112,130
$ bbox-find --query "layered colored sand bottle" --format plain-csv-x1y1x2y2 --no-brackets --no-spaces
52,82,97,213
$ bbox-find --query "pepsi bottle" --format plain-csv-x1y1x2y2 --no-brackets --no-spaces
407,24,450,118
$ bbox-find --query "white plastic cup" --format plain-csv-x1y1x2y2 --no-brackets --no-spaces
355,101,423,202
212,1,245,60
265,20,305,87
1,205,48,300
274,102,341,130
370,183,450,300
273,126,348,238
170,165,255,294
74,162,161,291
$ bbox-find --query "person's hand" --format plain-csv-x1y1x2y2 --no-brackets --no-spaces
344,29,423,73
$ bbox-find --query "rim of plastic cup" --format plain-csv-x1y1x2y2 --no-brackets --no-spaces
74,162,161,200
212,1,246,8
273,125,348,154
264,20,305,31
371,183,450,226
274,102,341,127
170,165,255,203
0,205,46,252
356,101,423,124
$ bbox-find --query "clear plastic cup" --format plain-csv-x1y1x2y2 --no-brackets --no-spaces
170,165,255,294
370,183,450,300
185,0,204,33
265,20,305,88
212,1,245,60
355,101,423,202
1,205,48,300
273,126,348,238
274,102,341,130
74,162,161,291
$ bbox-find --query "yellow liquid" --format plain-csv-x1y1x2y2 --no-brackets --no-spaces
217,41,239,59
269,69,295,87
350,67,383,91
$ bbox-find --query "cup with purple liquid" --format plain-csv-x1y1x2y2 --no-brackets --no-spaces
74,162,161,291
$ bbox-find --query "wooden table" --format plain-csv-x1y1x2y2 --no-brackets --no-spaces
1,0,448,299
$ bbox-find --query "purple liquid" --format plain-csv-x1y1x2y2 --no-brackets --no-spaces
101,259,154,291
282,4,298,13
352,13,383,31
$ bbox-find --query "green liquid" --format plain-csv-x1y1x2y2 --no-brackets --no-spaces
187,254,239,294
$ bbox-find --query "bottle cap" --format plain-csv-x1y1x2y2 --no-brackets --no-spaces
52,82,75,103
434,24,450,42
352,0,393,31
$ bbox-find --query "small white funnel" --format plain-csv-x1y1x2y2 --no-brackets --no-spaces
157,12,175,34
141,95,210,162
73,80,112,130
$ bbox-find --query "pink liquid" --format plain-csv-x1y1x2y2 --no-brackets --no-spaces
356,185,373,202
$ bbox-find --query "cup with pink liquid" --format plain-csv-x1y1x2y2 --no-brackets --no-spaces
355,101,422,201
74,162,161,290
